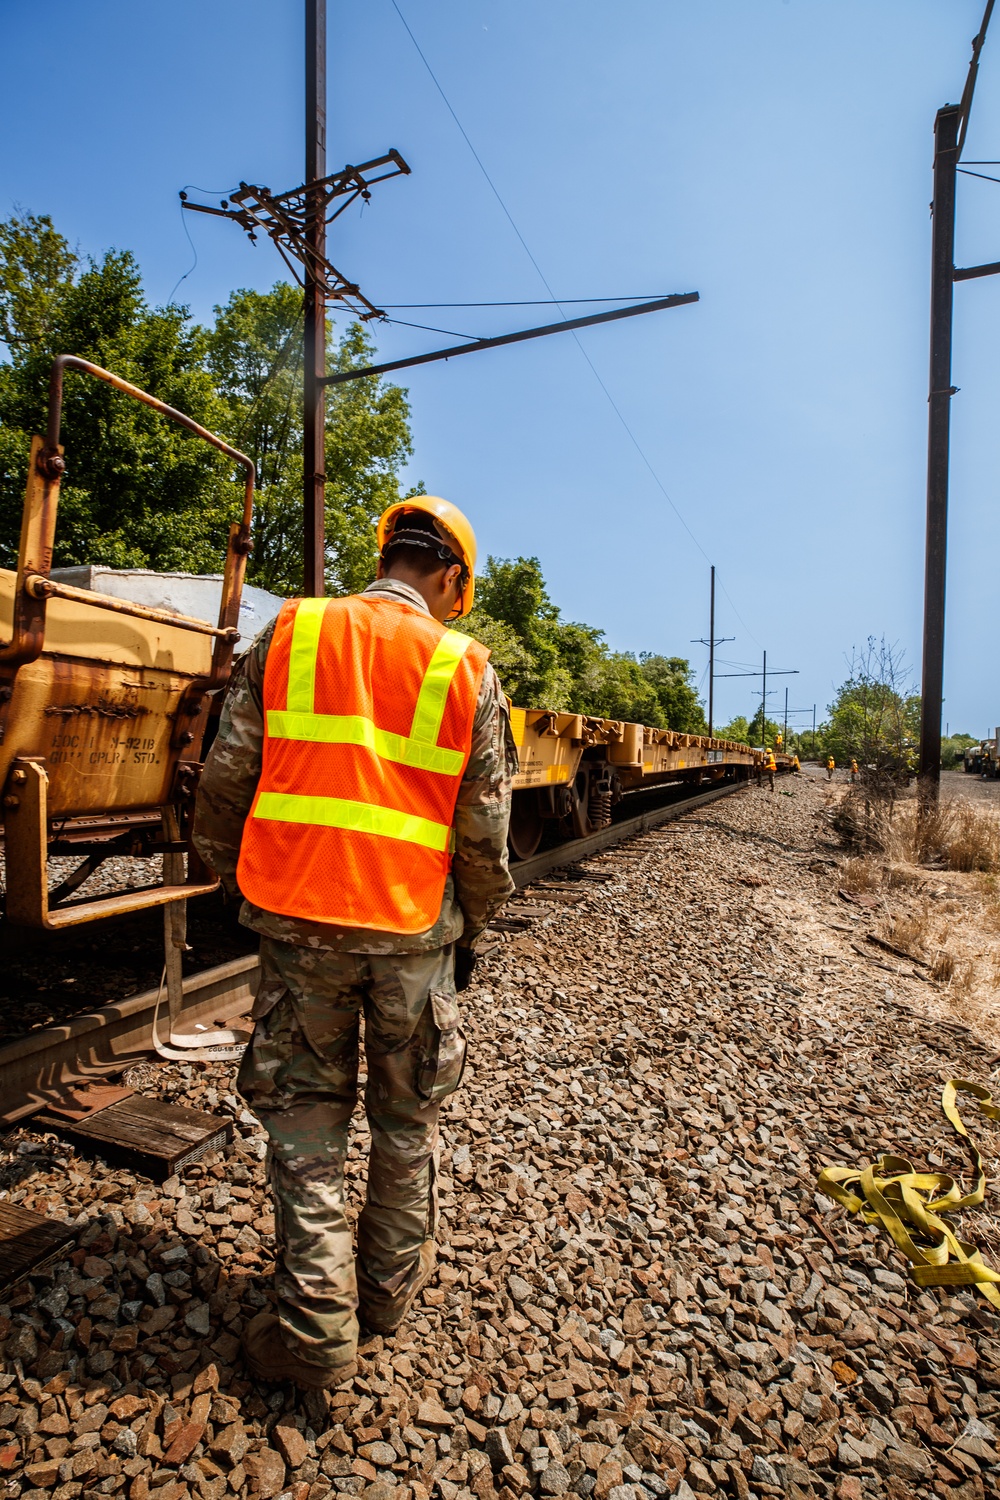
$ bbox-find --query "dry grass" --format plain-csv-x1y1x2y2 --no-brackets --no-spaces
946,800,1000,872
827,784,1000,1047
885,863,921,891
887,905,933,959
838,856,883,893
930,949,956,983
891,797,1000,873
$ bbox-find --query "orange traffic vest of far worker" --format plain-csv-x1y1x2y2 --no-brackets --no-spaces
237,588,490,935
766,750,777,771
827,756,835,771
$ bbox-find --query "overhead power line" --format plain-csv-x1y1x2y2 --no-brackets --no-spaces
388,0,762,650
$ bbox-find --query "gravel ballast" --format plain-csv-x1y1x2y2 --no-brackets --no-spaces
2,773,999,1500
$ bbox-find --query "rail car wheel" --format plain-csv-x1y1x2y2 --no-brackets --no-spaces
507,789,544,860
570,768,592,839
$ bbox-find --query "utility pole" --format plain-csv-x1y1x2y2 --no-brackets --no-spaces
182,0,697,598
761,651,766,746
304,0,327,598
783,686,789,750
182,9,410,595
812,704,817,759
919,103,960,805
709,566,716,738
714,654,797,745
691,564,733,738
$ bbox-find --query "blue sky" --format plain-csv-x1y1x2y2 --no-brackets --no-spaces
3,1,1000,735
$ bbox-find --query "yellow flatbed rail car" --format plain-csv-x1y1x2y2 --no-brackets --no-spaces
506,706,767,857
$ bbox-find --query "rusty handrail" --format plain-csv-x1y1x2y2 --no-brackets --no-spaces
43,355,255,531
1,358,255,688
23,575,241,640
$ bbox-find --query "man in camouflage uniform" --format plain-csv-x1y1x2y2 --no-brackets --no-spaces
193,503,516,1389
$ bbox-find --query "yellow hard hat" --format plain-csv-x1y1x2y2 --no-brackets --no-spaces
377,496,477,617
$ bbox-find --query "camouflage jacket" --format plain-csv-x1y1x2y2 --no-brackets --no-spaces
192,578,517,954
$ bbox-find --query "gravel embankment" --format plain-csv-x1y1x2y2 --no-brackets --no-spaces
2,774,1000,1500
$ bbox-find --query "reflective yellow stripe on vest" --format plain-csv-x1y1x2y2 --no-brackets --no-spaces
253,792,450,852
266,598,474,775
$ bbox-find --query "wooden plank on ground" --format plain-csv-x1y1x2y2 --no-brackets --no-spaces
0,1203,74,1292
33,1096,233,1181
523,888,589,904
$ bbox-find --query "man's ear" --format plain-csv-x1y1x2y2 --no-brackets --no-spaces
442,563,462,595
376,557,386,579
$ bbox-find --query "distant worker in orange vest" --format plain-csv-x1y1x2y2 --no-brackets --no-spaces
827,755,835,780
766,747,777,791
851,758,859,782
792,753,801,774
194,498,515,1389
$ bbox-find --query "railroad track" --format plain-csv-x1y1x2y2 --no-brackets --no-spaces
0,776,749,1128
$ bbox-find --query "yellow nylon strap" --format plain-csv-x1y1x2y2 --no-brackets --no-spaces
409,629,473,746
286,598,327,713
265,711,465,775
817,1080,1000,1309
252,791,450,852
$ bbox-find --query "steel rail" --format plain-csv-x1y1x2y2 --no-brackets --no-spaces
0,957,260,1128
0,777,750,1129
510,776,749,887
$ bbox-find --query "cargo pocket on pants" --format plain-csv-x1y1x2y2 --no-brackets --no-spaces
417,991,467,1104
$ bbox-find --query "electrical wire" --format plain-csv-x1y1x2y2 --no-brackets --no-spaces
388,0,763,651
180,183,239,197
383,316,487,340
167,199,201,304
958,167,1000,184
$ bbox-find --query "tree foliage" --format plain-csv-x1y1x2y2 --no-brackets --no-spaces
0,212,413,589
0,214,234,572
460,555,706,728
941,733,978,768
822,638,919,772
717,711,788,748
0,212,708,728
207,290,414,594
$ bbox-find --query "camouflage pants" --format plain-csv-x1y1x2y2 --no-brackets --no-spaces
237,937,466,1367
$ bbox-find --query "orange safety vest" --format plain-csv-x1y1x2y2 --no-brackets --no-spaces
237,594,490,934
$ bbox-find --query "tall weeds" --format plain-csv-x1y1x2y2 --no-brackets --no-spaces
892,798,1000,874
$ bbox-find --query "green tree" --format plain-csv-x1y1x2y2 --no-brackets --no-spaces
208,290,415,595
941,732,978,768
717,715,751,745
638,655,707,733
747,707,786,749
461,553,707,726
464,556,574,705
824,639,916,772
0,213,416,590
573,651,663,725
0,211,76,355
0,213,239,572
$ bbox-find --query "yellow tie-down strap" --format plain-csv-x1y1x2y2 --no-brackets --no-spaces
817,1080,1000,1310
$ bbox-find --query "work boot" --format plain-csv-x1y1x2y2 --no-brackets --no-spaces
358,1240,437,1335
242,1313,357,1391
